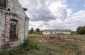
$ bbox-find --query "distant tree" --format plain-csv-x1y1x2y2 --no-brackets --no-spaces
35,28,40,32
77,26,85,34
83,26,85,33
30,28,34,34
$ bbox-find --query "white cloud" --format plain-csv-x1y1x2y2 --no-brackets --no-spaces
19,0,28,7
29,21,44,29
19,0,67,21
19,0,85,31
67,9,73,17
49,1,67,20
30,10,85,31
64,10,85,31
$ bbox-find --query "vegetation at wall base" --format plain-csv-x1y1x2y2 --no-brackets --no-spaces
0,39,39,55
1,34,85,55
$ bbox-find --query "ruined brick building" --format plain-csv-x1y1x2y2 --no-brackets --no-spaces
0,0,29,48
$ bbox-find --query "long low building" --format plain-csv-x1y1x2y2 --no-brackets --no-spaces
42,29,71,35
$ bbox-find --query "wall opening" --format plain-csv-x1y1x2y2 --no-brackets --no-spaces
9,19,18,41
0,0,7,7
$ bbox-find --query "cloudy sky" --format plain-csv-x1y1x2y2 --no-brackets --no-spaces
19,0,85,31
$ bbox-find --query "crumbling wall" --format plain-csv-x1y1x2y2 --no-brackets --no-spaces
7,0,27,17
25,19,29,38
4,13,27,47
0,10,5,48
0,0,29,48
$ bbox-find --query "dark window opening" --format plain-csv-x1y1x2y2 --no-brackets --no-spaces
10,19,18,41
7,8,10,11
0,0,6,7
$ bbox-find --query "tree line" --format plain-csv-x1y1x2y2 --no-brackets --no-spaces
77,26,85,34
29,28,42,34
29,26,85,35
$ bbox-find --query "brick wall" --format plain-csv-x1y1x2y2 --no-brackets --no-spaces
0,0,29,48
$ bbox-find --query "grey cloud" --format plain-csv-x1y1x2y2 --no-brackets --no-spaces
26,0,56,21
19,0,66,21
30,9,55,21
49,23,67,29
19,0,82,31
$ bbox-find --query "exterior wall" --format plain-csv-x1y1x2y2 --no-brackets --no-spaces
43,32,51,35
0,10,6,48
0,0,29,48
25,19,29,38
7,0,27,17
42,31,71,35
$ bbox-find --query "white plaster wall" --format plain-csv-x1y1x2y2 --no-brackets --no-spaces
55,32,71,34
43,31,71,35
42,31,50,35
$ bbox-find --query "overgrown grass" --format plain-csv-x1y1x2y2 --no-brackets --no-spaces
58,41,85,55
1,35,85,55
0,39,39,55
28,34,85,55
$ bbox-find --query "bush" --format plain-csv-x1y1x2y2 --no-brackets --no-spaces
22,39,39,50
77,26,85,34
0,39,39,55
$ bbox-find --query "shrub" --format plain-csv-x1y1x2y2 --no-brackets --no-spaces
77,26,85,34
0,39,39,55
22,39,39,50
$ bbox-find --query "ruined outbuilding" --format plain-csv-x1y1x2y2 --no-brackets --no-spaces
0,0,29,48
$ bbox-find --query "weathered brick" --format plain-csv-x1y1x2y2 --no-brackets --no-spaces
0,0,29,48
